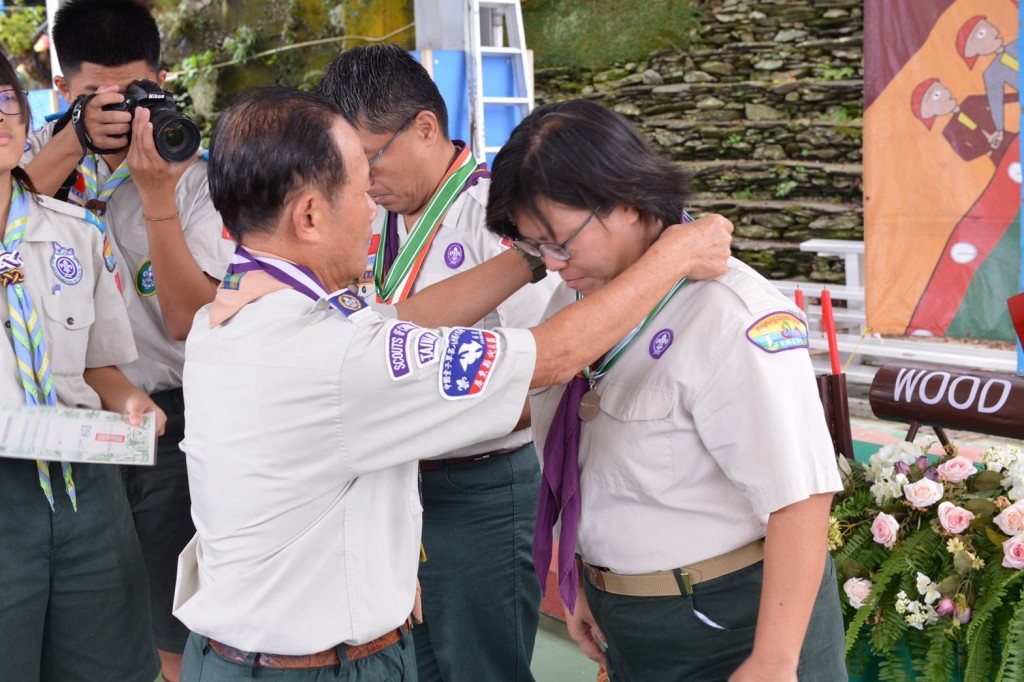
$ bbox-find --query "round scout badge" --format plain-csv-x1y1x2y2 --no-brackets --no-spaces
50,242,83,286
576,279,688,421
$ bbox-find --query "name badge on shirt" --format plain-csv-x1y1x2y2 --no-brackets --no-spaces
439,327,500,400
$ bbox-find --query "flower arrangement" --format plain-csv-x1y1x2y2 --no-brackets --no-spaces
830,441,1024,681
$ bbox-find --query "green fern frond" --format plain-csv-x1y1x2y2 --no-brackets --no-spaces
997,583,1024,681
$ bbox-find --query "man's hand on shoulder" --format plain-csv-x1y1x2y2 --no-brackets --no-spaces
657,213,734,281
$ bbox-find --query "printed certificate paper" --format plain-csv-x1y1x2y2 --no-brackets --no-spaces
0,403,156,466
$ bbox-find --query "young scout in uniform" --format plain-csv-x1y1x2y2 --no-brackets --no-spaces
487,99,847,682
315,44,555,681
22,3,234,680
0,55,166,682
172,86,734,682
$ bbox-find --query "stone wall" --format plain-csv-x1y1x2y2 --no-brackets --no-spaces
533,0,865,282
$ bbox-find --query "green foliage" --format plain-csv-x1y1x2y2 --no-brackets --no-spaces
172,51,215,92
224,25,259,63
725,133,743,146
0,2,46,55
775,179,797,198
523,0,702,68
822,66,855,81
733,187,753,200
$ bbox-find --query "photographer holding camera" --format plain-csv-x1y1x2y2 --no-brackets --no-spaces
22,2,234,680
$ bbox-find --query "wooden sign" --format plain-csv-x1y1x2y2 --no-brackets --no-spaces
869,363,1024,440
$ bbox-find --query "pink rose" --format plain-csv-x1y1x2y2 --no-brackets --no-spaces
871,512,900,549
843,577,872,609
935,598,956,617
937,455,978,483
1002,535,1024,569
938,501,975,534
903,477,944,508
994,501,1024,536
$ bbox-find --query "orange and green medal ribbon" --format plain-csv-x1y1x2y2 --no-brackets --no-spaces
372,146,479,304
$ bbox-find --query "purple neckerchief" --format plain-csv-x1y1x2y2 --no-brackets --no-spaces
381,141,490,275
230,245,328,303
533,374,588,614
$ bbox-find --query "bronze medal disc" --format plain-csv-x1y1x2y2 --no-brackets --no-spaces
578,390,602,421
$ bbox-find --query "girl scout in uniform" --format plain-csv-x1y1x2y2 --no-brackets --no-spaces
0,56,166,682
486,99,847,681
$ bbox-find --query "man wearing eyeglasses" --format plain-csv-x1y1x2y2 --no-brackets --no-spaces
315,45,559,682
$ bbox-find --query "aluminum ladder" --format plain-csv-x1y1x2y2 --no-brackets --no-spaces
466,0,533,163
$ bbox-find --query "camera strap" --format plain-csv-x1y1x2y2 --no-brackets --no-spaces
70,94,128,156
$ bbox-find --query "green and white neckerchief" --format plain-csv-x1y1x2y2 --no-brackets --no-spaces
69,155,131,216
576,278,688,420
372,145,478,303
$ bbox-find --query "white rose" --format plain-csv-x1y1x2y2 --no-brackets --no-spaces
903,477,944,508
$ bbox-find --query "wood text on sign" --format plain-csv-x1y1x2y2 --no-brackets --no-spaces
869,363,1024,440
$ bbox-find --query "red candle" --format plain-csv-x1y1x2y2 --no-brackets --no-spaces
794,288,805,312
820,289,841,375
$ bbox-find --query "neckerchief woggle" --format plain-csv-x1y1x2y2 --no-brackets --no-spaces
68,156,131,216
1,180,77,510
210,244,369,328
534,210,694,614
373,144,484,304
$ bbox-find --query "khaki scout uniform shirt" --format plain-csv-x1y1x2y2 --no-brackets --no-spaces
173,289,537,654
0,195,136,408
531,259,843,575
356,177,557,456
24,126,235,394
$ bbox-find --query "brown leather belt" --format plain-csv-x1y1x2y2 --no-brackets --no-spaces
419,446,520,472
208,620,411,669
582,540,765,597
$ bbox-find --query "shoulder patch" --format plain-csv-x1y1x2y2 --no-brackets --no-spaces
439,327,500,400
746,311,808,353
327,290,369,317
385,321,421,380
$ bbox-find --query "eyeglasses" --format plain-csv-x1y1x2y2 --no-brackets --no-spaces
512,205,600,261
368,115,415,166
0,90,26,117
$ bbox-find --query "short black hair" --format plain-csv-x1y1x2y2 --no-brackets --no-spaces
486,99,691,239
208,87,348,242
0,55,36,193
315,43,449,136
53,0,161,76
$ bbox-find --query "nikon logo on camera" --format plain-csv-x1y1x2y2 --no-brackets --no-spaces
102,79,200,162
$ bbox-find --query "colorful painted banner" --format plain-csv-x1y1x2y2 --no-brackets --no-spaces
864,0,1021,344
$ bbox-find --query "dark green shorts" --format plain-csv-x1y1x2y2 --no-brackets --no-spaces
0,457,161,682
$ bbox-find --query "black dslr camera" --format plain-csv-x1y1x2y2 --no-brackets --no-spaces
102,79,201,162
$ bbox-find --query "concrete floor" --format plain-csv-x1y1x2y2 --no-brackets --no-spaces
530,615,600,682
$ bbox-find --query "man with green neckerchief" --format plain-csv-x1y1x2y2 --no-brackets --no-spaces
316,45,557,682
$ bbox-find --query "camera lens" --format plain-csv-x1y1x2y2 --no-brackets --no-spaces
150,109,201,162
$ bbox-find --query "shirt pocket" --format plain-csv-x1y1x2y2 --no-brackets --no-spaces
583,385,676,494
40,293,95,376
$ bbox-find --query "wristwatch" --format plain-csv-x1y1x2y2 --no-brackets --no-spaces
512,243,547,283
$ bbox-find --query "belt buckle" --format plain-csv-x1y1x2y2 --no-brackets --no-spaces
672,569,694,596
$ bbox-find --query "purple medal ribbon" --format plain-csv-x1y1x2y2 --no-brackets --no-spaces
533,374,589,614
230,245,328,303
